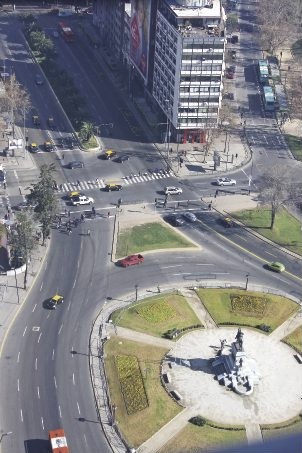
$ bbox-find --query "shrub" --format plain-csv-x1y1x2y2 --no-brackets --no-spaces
190,416,207,427
257,324,271,333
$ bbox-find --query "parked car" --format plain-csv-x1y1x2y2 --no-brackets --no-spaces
67,161,84,169
164,186,183,195
231,35,239,44
105,183,122,192
117,254,144,267
44,141,54,152
266,262,285,273
183,212,197,223
32,115,40,126
164,214,185,227
216,177,236,186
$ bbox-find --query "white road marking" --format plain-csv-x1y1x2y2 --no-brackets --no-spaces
40,281,43,291
71,345,74,357
233,234,248,242
72,279,77,288
44,260,47,269
196,263,215,266
264,251,277,257
54,376,57,389
14,170,18,178
32,304,37,312
172,273,191,276
52,349,55,360
58,405,62,418
67,301,71,311
162,265,182,269
37,386,40,399
77,401,81,415
17,379,20,392
58,323,63,335
23,326,27,337
38,332,42,343
20,409,23,422
72,373,75,386
17,351,20,363
41,416,44,430
83,434,88,446
35,358,38,370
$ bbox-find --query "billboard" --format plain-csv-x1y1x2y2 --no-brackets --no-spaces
130,0,151,81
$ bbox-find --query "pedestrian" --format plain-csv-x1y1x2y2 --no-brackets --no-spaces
107,211,110,218
208,201,212,210
68,210,71,218
87,229,91,236
177,201,180,208
92,206,96,216
77,180,80,187
81,213,85,222
3,182,6,189
95,177,99,184
240,112,244,119
163,200,167,208
62,154,64,160
215,189,218,198
60,184,63,190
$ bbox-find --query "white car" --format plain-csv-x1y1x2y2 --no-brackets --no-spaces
164,186,183,195
71,195,94,206
183,212,197,222
216,177,236,186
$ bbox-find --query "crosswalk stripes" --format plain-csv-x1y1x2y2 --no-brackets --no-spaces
57,170,173,193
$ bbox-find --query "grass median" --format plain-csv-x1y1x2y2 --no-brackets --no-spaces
116,222,196,258
159,420,246,453
285,134,302,161
282,326,302,353
233,207,302,255
111,292,202,338
104,338,181,447
196,289,299,331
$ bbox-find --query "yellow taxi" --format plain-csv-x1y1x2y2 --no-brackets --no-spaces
47,293,64,310
103,149,116,160
29,143,39,153
66,191,82,200
105,183,122,192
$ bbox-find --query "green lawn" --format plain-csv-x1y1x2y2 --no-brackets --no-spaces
111,293,202,337
285,134,302,161
283,326,302,353
104,338,181,448
196,289,299,331
116,222,196,258
233,207,302,255
261,416,302,441
159,421,246,453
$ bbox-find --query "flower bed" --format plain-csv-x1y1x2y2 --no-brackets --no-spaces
136,299,176,323
230,294,268,317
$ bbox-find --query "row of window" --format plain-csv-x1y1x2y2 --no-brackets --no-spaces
182,55,224,62
178,117,218,126
181,75,221,83
178,107,219,114
181,64,223,72
183,42,224,50
180,87,220,93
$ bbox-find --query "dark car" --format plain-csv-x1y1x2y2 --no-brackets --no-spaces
105,184,123,192
65,137,75,149
164,214,185,227
116,154,129,163
47,117,54,130
32,115,40,126
44,141,54,152
67,161,84,169
231,35,238,44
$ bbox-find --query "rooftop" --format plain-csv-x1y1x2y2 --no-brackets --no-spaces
168,0,221,19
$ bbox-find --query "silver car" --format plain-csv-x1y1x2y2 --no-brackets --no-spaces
183,212,197,222
216,177,236,186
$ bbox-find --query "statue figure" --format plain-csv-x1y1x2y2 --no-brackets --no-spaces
220,338,226,351
235,328,244,351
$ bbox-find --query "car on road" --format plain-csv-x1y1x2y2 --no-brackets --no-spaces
117,254,144,267
183,212,197,223
221,216,235,228
32,114,40,126
101,149,116,160
67,161,84,169
29,142,39,153
53,30,59,38
216,177,236,186
44,141,54,152
66,191,83,200
115,154,129,163
164,214,185,227
164,186,183,195
46,294,64,310
35,74,43,85
230,50,237,60
105,183,123,192
266,261,285,273
47,116,55,130
71,195,94,206
226,65,236,79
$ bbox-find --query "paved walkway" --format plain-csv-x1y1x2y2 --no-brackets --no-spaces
108,325,174,349
180,288,217,328
245,423,263,445
137,407,197,453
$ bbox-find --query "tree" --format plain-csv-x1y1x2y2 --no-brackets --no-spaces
257,166,298,229
28,164,58,244
78,121,94,142
9,211,37,289
225,13,238,34
3,74,30,135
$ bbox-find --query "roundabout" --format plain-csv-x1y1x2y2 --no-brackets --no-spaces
163,327,302,424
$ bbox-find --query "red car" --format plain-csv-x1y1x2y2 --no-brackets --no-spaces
117,254,144,267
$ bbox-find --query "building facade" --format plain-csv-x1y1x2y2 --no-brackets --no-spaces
93,0,226,144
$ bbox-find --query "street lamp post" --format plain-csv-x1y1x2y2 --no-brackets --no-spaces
134,284,139,301
245,273,249,291
0,432,13,443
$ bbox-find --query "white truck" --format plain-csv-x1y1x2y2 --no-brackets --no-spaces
71,195,94,206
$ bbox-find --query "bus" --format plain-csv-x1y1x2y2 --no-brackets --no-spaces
258,59,269,84
58,21,75,42
49,429,69,453
262,86,275,113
